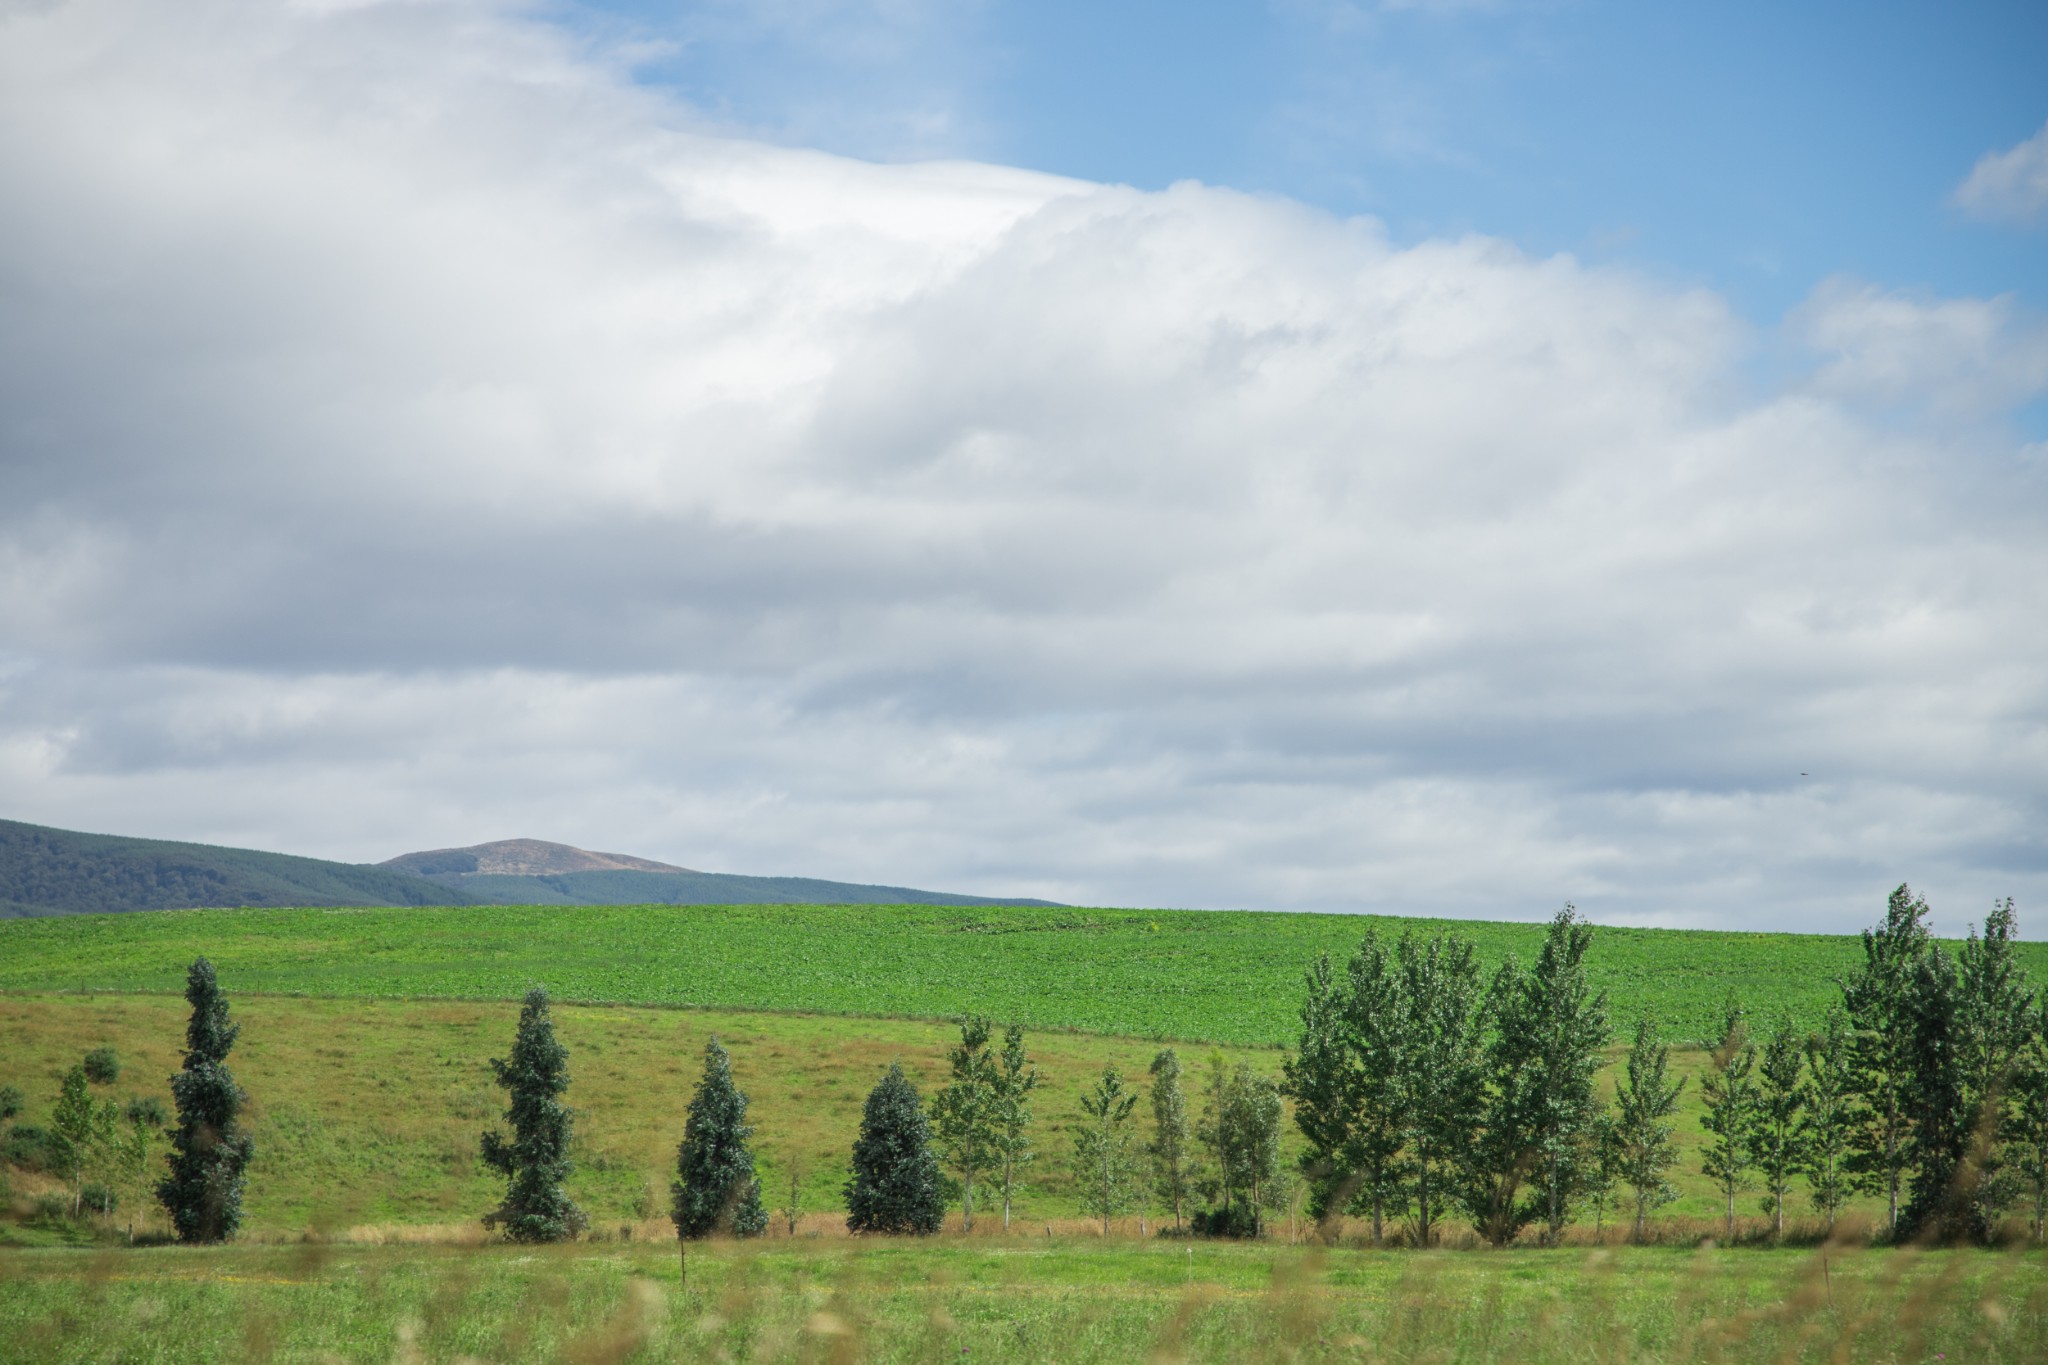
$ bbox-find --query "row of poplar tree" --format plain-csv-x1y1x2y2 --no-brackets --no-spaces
482,995,1294,1243
1286,890,2048,1247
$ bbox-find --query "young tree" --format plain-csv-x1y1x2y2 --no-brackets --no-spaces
671,1036,767,1239
1197,1060,1283,1237
1750,1015,1806,1239
82,1048,120,1086
112,1102,161,1244
1799,1007,1856,1234
1581,1115,1620,1240
845,1063,944,1235
779,1159,803,1237
1699,999,1759,1241
1612,1016,1684,1240
1071,1064,1143,1234
51,1064,116,1218
1397,930,1484,1248
1148,1049,1194,1232
991,1024,1039,1232
480,986,586,1243
929,1015,1002,1233
1843,883,1932,1238
157,958,255,1244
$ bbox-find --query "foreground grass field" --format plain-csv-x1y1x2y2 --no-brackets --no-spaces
5,1236,2045,1363
6,901,2041,1045
5,992,1887,1234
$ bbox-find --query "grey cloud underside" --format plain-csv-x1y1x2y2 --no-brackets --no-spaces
0,0,2043,933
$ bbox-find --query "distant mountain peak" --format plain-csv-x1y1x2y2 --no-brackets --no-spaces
380,838,690,878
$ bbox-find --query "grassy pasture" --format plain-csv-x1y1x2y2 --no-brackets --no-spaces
3,993,1886,1236
7,900,2041,1045
4,1236,2045,1363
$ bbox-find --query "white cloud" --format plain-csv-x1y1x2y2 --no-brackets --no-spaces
1955,119,2048,225
1792,277,2048,416
0,0,2043,934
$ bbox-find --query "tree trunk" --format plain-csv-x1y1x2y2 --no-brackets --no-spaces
678,1234,687,1287
963,1167,974,1233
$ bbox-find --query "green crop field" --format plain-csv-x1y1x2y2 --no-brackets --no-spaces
5,1237,2046,1363
5,900,2037,1045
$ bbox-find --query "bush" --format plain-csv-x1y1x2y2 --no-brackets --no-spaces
82,1048,120,1085
80,1182,117,1215
0,1084,22,1122
2,1124,64,1174
30,1193,70,1224
1190,1205,1261,1239
123,1095,168,1127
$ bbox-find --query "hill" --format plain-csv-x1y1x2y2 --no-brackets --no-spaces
0,818,476,918
381,837,1063,908
6,898,2039,1044
0,819,1061,915
380,838,688,877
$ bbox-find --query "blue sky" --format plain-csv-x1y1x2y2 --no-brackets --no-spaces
576,0,2047,326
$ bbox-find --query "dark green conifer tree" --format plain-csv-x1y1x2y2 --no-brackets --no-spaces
156,958,254,1243
671,1036,767,1238
480,987,586,1242
845,1063,943,1235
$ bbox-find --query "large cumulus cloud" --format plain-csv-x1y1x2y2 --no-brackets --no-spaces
1,0,2043,932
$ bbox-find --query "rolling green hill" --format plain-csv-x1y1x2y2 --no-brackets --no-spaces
4,899,2039,1044
0,819,477,918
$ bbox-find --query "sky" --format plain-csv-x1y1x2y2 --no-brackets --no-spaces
0,0,2044,935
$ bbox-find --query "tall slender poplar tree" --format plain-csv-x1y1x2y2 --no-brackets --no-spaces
1071,1064,1143,1234
1843,884,1932,1238
1699,998,1759,1241
1148,1049,1194,1232
1751,1015,1805,1239
931,1015,1001,1232
1612,1016,1683,1240
991,1024,1039,1232
157,958,254,1244
1799,1007,1855,1233
1398,930,1483,1247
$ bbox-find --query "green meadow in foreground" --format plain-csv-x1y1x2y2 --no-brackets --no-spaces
7,900,2040,1045
4,1237,2045,1363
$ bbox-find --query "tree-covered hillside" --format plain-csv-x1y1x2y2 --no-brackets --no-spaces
0,819,476,917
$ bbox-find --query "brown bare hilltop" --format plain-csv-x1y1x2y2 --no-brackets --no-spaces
378,839,690,878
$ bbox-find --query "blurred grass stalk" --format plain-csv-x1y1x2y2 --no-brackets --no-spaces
3,1234,2045,1363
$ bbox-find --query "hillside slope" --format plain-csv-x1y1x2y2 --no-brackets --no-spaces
0,818,477,918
